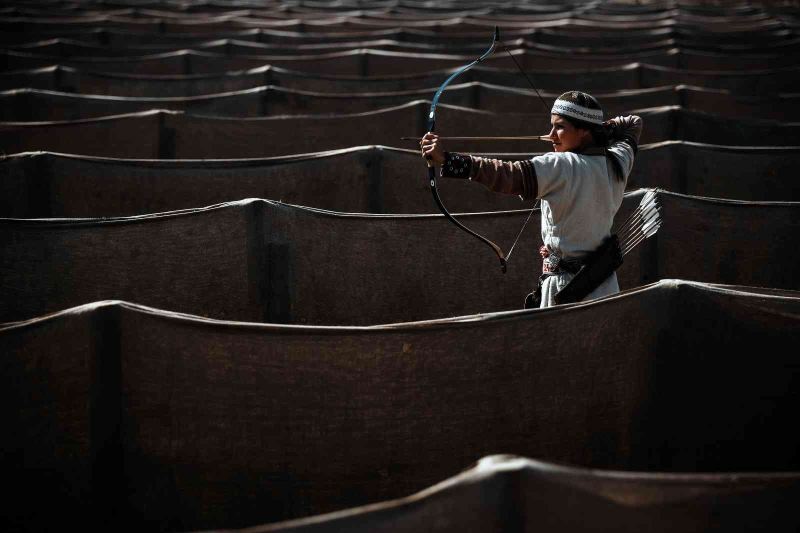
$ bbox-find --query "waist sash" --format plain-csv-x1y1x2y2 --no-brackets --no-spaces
553,235,623,305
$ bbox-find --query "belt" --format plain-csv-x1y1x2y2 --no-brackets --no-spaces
539,245,583,275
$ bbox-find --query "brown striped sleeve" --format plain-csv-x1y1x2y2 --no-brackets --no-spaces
469,156,538,200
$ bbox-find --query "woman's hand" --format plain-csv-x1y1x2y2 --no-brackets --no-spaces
603,119,619,141
420,132,445,166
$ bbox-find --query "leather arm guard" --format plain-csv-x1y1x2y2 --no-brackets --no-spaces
440,152,473,178
554,235,623,305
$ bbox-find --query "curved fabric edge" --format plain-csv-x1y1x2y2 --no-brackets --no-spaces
3,102,797,128
2,188,798,226
223,454,800,533
2,140,799,167
2,278,798,333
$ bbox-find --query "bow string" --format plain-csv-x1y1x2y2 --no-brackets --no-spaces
426,26,551,273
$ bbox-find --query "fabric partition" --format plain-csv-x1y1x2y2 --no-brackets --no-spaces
534,25,799,50
2,282,799,530
0,62,644,96
2,3,799,530
2,49,196,76
0,65,279,98
231,456,800,532
0,87,267,121
0,147,527,217
0,198,540,324
0,200,267,323
13,40,798,70
0,110,165,158
4,84,800,122
11,37,799,70
125,105,800,156
630,142,800,201
613,190,800,290
3,105,798,158
2,192,799,325
5,62,798,95
3,22,794,50
2,143,798,218
640,63,800,93
676,47,800,70
0,27,399,47
678,86,800,121
8,36,678,58
1,48,674,76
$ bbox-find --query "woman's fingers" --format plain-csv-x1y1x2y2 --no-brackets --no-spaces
419,132,444,165
420,133,437,146
421,143,439,157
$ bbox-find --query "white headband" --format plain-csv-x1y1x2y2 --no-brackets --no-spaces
551,99,604,125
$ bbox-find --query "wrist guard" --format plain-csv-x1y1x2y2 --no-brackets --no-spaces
441,152,473,179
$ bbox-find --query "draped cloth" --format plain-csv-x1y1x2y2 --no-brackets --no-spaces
1,281,799,531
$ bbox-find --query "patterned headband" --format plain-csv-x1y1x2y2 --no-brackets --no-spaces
551,98,604,125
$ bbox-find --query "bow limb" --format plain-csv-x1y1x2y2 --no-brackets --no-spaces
427,26,509,273
428,162,508,273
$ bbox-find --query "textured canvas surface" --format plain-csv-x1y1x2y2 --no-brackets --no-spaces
2,281,799,531
2,105,799,158
2,191,799,325
1,143,798,218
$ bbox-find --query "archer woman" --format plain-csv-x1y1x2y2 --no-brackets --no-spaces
420,91,643,308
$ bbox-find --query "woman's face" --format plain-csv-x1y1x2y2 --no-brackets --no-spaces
547,114,591,153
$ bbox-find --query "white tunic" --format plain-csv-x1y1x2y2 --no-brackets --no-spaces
531,141,636,307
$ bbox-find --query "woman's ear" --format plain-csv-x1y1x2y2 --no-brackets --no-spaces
579,128,593,146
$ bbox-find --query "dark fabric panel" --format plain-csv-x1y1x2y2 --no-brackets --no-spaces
3,193,798,325
632,142,800,201
2,284,798,530
0,306,108,531
0,110,163,158
677,48,800,70
0,65,60,92
0,88,268,121
0,149,381,217
640,64,800,93
171,106,800,157
117,283,800,529
12,37,798,70
0,152,52,218
184,50,371,76
6,51,796,89
167,103,425,158
674,107,800,145
7,13,791,48
0,199,541,324
2,143,798,218
4,22,791,53
3,104,794,158
614,191,800,290
627,142,800,200
236,457,800,533
678,87,800,121
0,201,260,323
0,63,641,97
1,48,680,76
5,84,799,121
50,65,273,98
2,49,194,76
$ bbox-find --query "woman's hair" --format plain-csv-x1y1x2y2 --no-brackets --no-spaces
553,91,624,181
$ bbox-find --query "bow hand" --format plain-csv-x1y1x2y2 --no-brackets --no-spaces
420,133,445,167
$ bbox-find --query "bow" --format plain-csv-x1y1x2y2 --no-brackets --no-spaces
426,26,551,273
